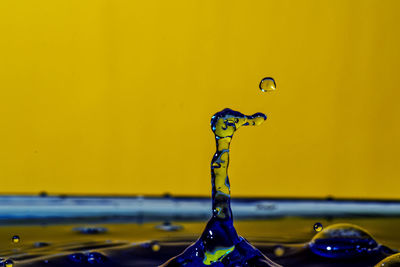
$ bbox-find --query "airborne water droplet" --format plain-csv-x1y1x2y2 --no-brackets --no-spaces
11,235,20,244
313,222,323,232
259,77,276,92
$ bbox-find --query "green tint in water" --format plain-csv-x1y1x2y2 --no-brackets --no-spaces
162,108,281,267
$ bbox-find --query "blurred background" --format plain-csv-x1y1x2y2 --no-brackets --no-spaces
0,0,399,199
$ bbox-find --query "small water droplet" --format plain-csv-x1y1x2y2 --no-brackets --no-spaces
313,222,323,232
274,246,285,257
152,243,161,252
259,77,276,92
11,235,20,244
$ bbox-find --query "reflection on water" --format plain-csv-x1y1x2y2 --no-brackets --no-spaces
0,218,399,266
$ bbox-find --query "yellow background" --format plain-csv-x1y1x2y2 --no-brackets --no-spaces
0,0,399,198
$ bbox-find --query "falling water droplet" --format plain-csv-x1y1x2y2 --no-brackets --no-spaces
11,235,20,244
313,223,323,232
259,77,276,92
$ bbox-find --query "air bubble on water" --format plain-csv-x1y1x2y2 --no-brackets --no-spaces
309,223,379,259
11,235,20,244
259,77,276,92
274,246,285,257
313,222,323,232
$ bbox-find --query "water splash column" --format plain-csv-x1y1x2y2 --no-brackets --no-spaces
210,109,267,220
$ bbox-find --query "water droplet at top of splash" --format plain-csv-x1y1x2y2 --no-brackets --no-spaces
162,108,281,267
11,235,20,244
313,222,323,232
259,77,276,92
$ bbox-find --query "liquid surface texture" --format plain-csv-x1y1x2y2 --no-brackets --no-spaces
0,216,400,266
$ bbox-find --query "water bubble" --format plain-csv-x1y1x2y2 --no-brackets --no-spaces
309,223,379,259
11,235,20,244
274,246,285,257
259,77,276,92
313,222,323,232
375,253,400,267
